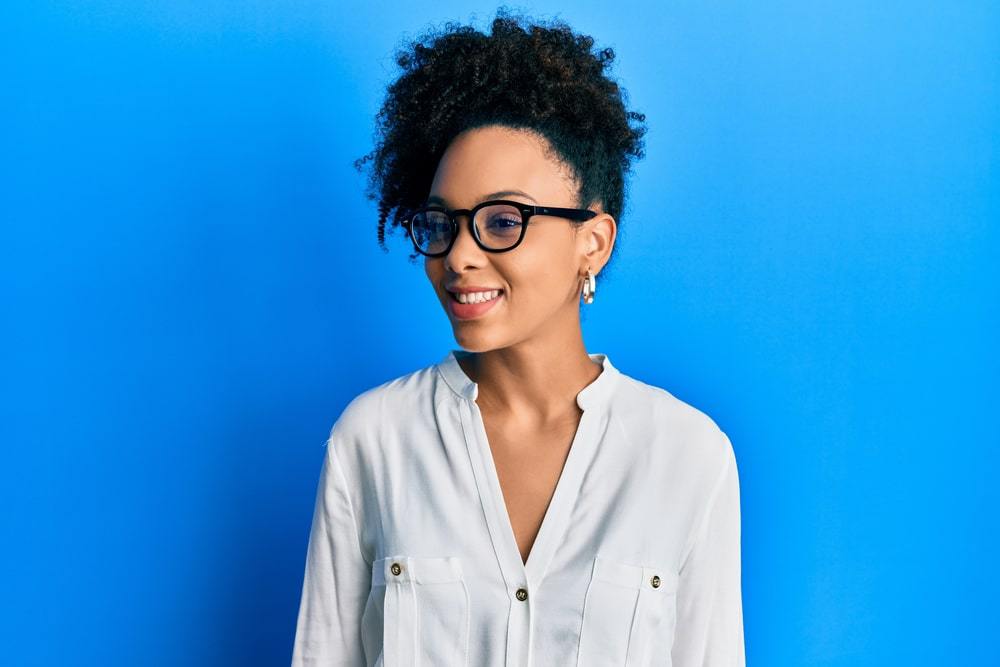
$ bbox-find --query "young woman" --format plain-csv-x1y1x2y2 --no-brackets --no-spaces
293,9,744,666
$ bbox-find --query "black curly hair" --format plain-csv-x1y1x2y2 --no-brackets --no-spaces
353,6,648,278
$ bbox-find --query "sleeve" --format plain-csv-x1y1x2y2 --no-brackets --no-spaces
291,434,372,666
671,430,746,666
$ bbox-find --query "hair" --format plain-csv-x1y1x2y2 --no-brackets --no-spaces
353,6,648,277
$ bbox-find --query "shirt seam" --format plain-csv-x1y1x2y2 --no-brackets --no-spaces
327,432,372,570
677,428,734,575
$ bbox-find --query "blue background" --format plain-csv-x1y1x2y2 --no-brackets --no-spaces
3,2,997,665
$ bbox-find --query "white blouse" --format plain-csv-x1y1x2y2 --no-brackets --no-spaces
292,349,745,667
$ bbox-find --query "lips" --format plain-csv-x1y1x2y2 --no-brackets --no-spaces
446,289,504,320
445,285,504,294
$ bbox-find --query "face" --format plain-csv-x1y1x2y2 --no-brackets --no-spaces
423,125,616,352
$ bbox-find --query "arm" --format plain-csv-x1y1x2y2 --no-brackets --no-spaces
671,431,746,666
291,435,371,666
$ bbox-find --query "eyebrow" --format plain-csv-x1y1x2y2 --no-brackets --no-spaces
425,189,538,207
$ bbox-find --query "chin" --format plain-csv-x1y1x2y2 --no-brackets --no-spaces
452,333,503,353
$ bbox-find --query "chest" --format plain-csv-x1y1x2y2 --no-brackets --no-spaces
478,407,584,565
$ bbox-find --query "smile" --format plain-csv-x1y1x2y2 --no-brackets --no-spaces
447,289,504,320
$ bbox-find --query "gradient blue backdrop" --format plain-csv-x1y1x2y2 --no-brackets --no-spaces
3,1,997,665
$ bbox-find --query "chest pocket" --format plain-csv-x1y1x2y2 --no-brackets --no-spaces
365,555,470,667
576,555,680,667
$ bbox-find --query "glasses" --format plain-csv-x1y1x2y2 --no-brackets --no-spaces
401,199,598,257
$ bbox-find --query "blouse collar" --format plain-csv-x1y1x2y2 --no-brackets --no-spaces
436,348,621,411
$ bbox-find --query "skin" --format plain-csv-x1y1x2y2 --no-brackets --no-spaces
423,124,618,563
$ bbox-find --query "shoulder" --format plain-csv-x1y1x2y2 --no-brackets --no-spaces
325,359,439,451
612,372,736,474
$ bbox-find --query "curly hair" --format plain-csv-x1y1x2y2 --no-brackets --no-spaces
353,6,648,276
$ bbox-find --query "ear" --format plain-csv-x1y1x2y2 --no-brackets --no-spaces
578,212,616,275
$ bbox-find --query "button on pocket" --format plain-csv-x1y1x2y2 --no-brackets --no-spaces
366,555,470,667
576,555,680,667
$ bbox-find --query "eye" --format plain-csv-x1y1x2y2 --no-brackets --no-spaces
487,216,522,229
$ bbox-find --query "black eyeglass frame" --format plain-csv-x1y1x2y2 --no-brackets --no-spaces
401,198,599,258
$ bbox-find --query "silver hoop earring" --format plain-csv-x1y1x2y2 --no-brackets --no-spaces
581,268,596,304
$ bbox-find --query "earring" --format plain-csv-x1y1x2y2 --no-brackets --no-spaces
581,267,596,304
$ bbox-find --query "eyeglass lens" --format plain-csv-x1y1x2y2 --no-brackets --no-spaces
410,203,524,254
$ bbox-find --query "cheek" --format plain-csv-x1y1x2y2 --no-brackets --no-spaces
424,258,442,283
504,255,574,306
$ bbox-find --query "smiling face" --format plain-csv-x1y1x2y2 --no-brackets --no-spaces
423,124,616,352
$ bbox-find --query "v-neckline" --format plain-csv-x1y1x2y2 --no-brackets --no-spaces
437,348,621,587
467,397,597,585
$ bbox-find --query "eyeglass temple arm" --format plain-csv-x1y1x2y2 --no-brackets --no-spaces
531,205,598,221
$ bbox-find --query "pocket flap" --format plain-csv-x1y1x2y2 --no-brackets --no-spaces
592,555,679,594
372,555,464,586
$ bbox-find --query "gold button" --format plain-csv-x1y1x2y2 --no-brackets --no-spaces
650,574,661,588
390,562,402,576
515,587,528,601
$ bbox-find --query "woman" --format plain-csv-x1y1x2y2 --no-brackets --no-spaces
292,9,744,666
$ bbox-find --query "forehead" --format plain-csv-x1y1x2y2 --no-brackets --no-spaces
427,125,577,207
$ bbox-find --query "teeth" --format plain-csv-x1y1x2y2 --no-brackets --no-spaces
455,289,501,304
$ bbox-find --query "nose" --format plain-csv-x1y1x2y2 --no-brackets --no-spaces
443,213,484,269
